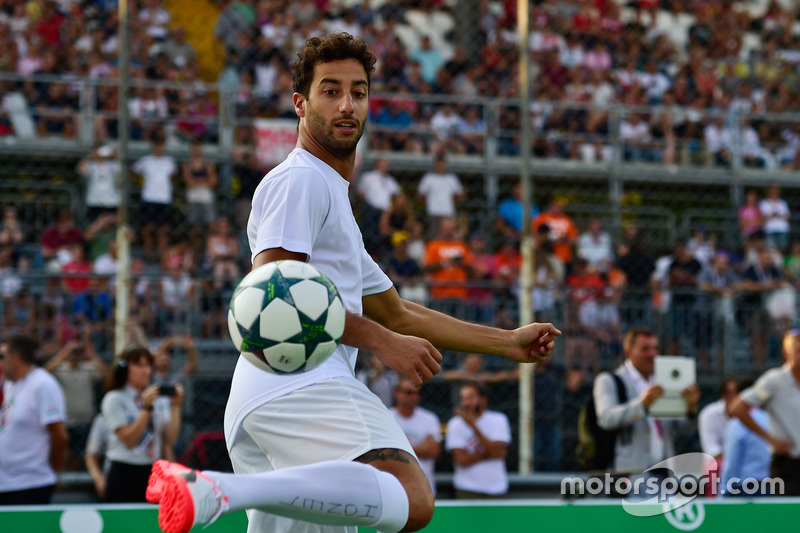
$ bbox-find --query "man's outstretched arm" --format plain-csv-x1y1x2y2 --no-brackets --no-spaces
362,286,560,363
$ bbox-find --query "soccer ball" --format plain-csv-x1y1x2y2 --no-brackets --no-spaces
227,260,346,374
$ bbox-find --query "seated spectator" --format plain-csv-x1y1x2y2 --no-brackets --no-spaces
621,113,659,162
442,353,518,386
429,103,467,154
34,82,78,138
158,250,196,337
162,27,196,69
533,225,565,322
0,206,24,257
704,115,732,166
424,217,472,321
40,209,84,270
128,86,168,141
379,192,416,250
356,352,398,408
411,36,444,85
386,231,424,304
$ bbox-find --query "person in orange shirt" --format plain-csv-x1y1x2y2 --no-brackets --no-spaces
424,217,473,319
532,198,578,264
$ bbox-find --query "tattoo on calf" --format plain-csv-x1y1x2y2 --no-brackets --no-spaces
355,448,413,464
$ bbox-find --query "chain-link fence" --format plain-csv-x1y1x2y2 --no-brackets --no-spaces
2,0,800,497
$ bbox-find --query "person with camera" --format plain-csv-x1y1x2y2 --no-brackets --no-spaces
101,347,184,502
44,335,109,470
77,144,121,222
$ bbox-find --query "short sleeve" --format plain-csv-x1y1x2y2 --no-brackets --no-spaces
361,247,393,296
85,414,109,456
417,174,432,195
132,157,145,175
250,168,329,260
740,371,779,408
450,174,463,194
444,417,469,451
495,414,512,444
427,412,442,443
101,392,130,432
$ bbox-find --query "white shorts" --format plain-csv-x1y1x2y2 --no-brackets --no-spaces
229,377,416,533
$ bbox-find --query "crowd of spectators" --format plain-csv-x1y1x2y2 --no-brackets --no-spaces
1,1,800,167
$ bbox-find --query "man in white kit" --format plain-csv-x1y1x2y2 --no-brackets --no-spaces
151,33,560,533
391,377,442,495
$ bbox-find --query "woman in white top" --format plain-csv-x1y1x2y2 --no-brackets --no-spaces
100,347,183,502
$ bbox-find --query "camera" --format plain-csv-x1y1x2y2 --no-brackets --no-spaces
158,384,177,397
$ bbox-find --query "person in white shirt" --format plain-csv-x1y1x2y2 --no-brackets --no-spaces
356,158,400,253
577,218,614,272
698,378,739,461
0,335,68,504
77,145,121,222
445,381,511,498
149,33,560,533
133,138,177,260
417,154,465,237
759,184,791,252
390,378,441,495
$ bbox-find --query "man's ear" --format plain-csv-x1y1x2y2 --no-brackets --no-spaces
293,93,305,118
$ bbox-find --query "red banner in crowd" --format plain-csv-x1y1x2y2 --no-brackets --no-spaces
254,119,299,167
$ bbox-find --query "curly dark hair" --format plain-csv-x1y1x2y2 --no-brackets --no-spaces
292,33,377,97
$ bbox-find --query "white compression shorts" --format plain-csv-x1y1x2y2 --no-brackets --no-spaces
229,376,417,533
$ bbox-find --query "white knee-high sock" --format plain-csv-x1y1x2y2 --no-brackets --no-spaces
204,461,409,532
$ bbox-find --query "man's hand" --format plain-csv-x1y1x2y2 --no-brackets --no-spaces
641,384,665,409
504,323,562,363
376,332,443,387
770,437,794,456
682,383,701,413
454,407,478,428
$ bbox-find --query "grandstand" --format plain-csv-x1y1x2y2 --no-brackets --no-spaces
2,0,800,503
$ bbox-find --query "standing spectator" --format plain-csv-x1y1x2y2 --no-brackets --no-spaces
698,252,740,373
593,327,700,473
417,154,465,236
205,216,240,288
533,225,565,322
666,240,703,357
101,347,184,503
720,401,771,497
424,217,472,320
0,206,24,254
698,377,740,462
379,192,417,247
0,335,68,505
616,232,655,329
390,378,442,495
759,184,791,253
739,190,764,244
182,139,218,234
577,218,614,272
231,148,265,231
84,412,111,501
445,381,511,499
467,232,496,326
729,329,800,496
532,198,579,265
356,158,400,254
44,337,109,471
496,182,539,240
386,231,424,303
78,145,121,222
534,356,566,472
411,36,444,85
133,136,177,261
741,247,787,373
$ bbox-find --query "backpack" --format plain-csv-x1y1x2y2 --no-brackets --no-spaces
577,372,629,471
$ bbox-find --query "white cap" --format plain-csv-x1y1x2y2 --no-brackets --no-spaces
98,145,113,157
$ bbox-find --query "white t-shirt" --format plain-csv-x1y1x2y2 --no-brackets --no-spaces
698,398,728,458
577,232,613,268
759,198,790,234
82,160,121,208
417,172,463,217
391,406,441,495
356,170,400,211
0,367,67,491
225,148,393,449
445,410,511,495
133,155,177,204
102,385,170,465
